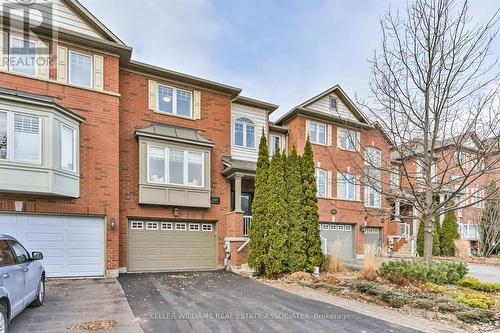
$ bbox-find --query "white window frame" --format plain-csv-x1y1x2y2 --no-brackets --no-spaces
339,173,357,200
338,128,358,151
315,168,328,198
175,223,187,231
329,97,338,110
270,135,281,155
364,185,381,208
390,167,400,189
472,189,484,208
161,222,173,230
309,121,326,145
330,225,337,231
131,221,144,230
147,145,204,188
338,225,345,231
68,49,93,88
9,34,38,77
60,122,77,172
146,221,159,230
189,223,200,231
233,117,255,148
1,111,42,165
202,224,213,232
322,224,329,230
156,83,193,118
345,225,352,231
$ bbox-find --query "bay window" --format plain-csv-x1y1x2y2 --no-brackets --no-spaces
13,113,41,164
60,124,76,171
147,145,204,187
157,84,193,117
309,121,326,145
69,50,93,88
0,112,6,160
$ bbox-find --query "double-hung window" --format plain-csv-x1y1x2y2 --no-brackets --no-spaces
9,36,37,76
148,145,204,187
309,121,326,145
316,168,327,198
338,173,357,200
69,50,92,88
338,128,358,151
364,148,381,207
234,117,255,148
270,135,281,155
157,84,193,117
0,111,41,164
60,124,76,172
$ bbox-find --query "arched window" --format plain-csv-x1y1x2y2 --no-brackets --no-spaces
234,117,255,148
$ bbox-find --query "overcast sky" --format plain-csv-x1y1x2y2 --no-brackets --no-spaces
80,0,500,121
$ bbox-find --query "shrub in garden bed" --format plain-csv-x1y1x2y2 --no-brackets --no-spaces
412,298,435,309
354,281,387,296
377,260,467,285
457,277,500,293
455,309,496,324
379,290,410,308
455,292,496,309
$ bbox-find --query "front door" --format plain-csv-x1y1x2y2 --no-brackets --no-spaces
0,240,24,317
241,193,253,216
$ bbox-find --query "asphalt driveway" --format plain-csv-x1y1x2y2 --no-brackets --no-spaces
9,279,143,333
119,271,420,333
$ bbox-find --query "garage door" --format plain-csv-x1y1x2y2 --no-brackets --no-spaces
320,223,356,259
128,220,217,272
365,227,383,251
0,214,105,277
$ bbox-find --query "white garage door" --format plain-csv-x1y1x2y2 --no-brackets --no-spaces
0,214,105,277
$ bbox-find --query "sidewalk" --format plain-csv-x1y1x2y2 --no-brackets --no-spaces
265,281,467,333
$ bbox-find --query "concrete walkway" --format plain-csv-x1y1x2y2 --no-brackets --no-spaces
266,281,466,333
467,264,500,283
9,278,143,333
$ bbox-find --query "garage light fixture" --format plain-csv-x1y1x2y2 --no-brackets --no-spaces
109,217,116,229
173,207,180,217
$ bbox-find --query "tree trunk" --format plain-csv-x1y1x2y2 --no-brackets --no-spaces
423,215,434,265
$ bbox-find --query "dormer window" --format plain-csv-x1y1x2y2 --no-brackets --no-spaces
329,97,338,110
234,117,255,148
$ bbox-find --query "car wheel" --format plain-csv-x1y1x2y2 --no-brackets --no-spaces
31,277,45,307
0,302,8,333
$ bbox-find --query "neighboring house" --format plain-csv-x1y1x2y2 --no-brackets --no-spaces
390,133,500,256
274,85,393,259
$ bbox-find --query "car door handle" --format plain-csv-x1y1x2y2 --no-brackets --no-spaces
24,268,29,272
2,273,9,278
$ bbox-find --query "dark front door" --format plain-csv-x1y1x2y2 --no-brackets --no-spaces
241,193,253,216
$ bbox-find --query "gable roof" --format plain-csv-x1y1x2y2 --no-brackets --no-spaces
233,96,279,112
275,85,372,128
63,0,125,45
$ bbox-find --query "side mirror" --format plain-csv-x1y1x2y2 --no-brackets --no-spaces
31,252,43,261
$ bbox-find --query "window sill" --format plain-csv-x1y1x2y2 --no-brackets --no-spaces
233,144,257,151
311,142,328,147
337,147,358,153
139,183,211,208
333,197,363,203
0,70,120,97
153,110,195,121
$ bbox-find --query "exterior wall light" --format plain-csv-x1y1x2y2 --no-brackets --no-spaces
110,217,116,229
173,207,180,217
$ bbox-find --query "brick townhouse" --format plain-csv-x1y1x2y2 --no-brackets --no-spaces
0,0,413,278
389,133,500,256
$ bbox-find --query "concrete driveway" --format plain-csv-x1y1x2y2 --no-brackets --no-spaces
119,271,419,333
467,264,500,283
9,279,143,333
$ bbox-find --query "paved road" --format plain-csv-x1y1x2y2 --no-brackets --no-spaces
467,264,500,283
119,271,420,333
9,279,143,333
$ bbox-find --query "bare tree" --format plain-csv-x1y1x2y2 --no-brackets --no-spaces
476,182,500,257
325,0,500,264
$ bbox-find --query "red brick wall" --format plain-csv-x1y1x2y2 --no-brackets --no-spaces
118,70,233,268
286,116,392,254
0,61,121,269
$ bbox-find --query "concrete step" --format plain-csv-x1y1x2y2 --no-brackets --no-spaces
231,263,256,277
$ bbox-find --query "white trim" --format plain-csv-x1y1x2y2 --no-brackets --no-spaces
175,223,187,231
161,222,173,230
131,221,143,230
68,49,94,89
309,121,327,145
156,83,193,118
233,117,256,148
147,145,204,188
315,168,328,198
337,128,358,151
202,224,213,231
8,34,38,77
146,221,159,230
10,111,42,165
189,223,200,231
60,123,77,172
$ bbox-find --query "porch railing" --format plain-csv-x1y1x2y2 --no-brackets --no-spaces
400,223,410,237
459,223,480,240
243,216,252,237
